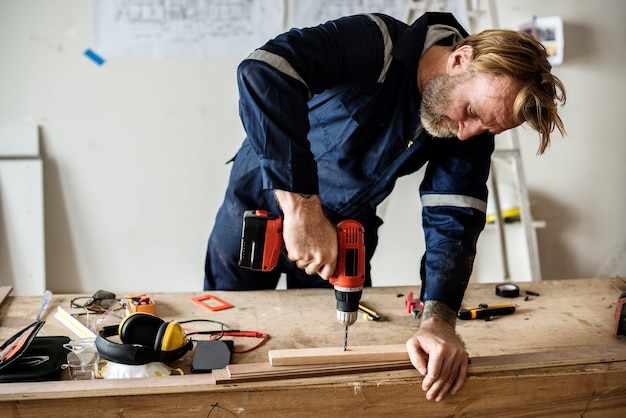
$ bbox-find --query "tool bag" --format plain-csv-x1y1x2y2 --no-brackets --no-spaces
0,321,70,382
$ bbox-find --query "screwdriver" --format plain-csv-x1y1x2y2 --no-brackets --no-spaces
36,290,53,323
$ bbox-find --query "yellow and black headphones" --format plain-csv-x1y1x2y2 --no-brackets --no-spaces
96,312,193,365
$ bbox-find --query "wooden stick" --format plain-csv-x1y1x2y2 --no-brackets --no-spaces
53,306,97,340
0,286,12,307
268,344,408,366
215,360,413,384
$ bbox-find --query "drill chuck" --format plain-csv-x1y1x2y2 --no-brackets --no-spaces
336,310,359,326
334,287,362,326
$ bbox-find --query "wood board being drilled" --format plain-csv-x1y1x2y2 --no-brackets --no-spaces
268,344,409,366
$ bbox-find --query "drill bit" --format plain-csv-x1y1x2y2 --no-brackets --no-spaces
343,325,348,351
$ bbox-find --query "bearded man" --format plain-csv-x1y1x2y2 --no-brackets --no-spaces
203,12,565,401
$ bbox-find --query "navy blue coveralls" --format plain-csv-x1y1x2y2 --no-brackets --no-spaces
204,12,494,312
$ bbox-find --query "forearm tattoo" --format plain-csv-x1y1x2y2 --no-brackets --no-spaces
422,300,457,327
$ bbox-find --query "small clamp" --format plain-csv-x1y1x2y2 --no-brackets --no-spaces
406,292,423,319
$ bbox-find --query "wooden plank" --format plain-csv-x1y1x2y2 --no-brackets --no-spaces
221,345,626,384
268,344,409,366
469,344,626,372
215,360,413,384
0,286,12,307
3,367,626,418
269,342,626,368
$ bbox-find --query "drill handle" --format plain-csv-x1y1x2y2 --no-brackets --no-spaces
330,219,365,290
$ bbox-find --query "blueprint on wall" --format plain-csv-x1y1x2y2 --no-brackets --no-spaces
92,0,285,59
292,0,408,28
91,0,470,60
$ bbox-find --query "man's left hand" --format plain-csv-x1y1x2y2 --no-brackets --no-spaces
405,303,468,402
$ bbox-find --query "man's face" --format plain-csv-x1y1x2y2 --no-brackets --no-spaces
420,70,521,140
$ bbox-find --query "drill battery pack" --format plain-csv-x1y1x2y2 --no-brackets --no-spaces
239,210,283,271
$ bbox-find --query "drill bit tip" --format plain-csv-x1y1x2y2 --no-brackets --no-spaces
343,325,348,351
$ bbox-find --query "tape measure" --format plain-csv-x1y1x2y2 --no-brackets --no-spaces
495,283,520,298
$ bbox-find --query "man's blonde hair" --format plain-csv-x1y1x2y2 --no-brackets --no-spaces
454,29,566,154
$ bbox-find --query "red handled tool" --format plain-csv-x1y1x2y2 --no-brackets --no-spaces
406,292,423,318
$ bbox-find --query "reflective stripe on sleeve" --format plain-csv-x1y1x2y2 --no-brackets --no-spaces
365,14,393,83
421,194,487,213
246,49,312,100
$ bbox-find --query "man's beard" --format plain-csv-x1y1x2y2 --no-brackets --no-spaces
420,72,467,138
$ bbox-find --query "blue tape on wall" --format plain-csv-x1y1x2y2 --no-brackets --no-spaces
84,49,105,66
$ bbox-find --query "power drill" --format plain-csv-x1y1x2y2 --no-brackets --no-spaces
238,210,365,346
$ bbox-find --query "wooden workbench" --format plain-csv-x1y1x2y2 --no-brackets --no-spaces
0,278,625,417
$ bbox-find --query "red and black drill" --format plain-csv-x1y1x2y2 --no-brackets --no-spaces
238,210,365,349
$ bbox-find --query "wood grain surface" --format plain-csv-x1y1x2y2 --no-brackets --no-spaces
1,278,625,417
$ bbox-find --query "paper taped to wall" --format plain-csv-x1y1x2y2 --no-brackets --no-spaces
92,0,285,59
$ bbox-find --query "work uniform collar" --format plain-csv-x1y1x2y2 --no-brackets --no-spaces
392,12,470,74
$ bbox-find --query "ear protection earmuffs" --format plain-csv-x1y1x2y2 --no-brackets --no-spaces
96,312,193,365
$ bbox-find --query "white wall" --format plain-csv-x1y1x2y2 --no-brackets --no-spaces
506,0,626,281
0,0,244,294
0,0,624,295
375,0,626,285
487,0,626,281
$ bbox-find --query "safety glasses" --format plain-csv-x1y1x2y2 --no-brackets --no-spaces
70,290,123,313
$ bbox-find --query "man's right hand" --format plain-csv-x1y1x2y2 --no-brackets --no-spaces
273,190,338,279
